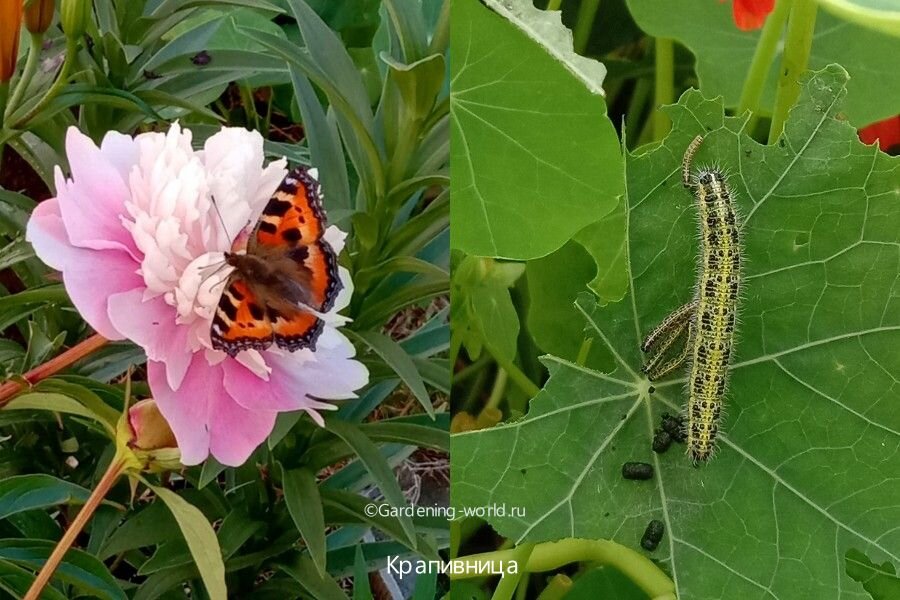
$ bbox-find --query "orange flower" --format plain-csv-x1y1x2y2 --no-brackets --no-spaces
858,115,900,154
25,0,55,34
0,0,24,82
729,0,775,31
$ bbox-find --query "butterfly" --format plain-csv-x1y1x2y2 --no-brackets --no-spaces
210,167,342,357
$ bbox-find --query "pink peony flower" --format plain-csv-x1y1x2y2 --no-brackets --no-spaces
26,124,369,466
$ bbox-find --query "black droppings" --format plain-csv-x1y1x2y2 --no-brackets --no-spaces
622,462,654,480
652,429,673,454
641,519,665,551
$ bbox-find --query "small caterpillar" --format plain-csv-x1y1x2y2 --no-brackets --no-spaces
642,136,741,464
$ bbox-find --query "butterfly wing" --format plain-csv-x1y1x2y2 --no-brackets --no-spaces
211,277,274,357
252,167,343,313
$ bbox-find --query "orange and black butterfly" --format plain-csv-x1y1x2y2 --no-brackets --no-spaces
211,167,342,357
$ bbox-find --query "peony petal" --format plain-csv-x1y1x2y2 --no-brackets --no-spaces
108,289,193,389
224,329,367,412
148,357,211,465
64,248,143,340
207,389,277,467
58,128,139,257
99,130,140,184
26,199,69,271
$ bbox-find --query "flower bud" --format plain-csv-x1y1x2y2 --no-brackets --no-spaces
60,0,91,39
119,399,182,472
0,0,24,82
128,399,178,450
25,0,55,35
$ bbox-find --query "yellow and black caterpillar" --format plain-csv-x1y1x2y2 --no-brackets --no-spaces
642,136,741,463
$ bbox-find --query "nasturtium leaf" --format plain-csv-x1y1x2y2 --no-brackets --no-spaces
452,65,900,599
450,0,624,260
626,0,900,126
845,548,900,600
817,0,900,37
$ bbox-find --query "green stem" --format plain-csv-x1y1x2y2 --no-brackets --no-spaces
13,37,79,129
485,368,508,410
239,85,259,130
6,33,44,121
573,0,601,54
490,543,535,600
738,0,793,120
575,337,593,366
487,343,540,398
545,0,562,11
653,37,674,141
624,77,651,144
535,574,572,600
452,539,676,600
768,0,818,143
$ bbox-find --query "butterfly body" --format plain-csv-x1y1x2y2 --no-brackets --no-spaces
211,168,342,357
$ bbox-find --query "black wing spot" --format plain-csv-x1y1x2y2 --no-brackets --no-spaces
282,229,302,243
248,303,265,320
263,198,293,217
258,221,278,234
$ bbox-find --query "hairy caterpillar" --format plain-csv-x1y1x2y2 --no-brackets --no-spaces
642,136,741,464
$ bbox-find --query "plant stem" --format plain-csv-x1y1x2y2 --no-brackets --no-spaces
573,0,601,54
6,32,44,120
653,38,674,140
487,343,540,398
485,367,508,410
768,0,818,143
451,538,675,599
0,333,108,405
738,0,793,122
13,37,79,129
545,0,562,11
24,455,127,600
536,574,572,600
575,337,593,366
490,543,535,600
239,84,259,130
0,82,8,162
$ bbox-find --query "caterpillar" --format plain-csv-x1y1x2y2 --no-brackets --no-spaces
642,135,741,464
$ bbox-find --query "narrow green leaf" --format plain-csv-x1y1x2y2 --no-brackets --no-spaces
0,475,91,521
3,393,114,434
0,539,126,600
282,467,327,577
321,420,417,545
0,559,67,600
352,545,373,600
278,554,348,600
290,67,352,212
346,330,433,417
150,485,226,600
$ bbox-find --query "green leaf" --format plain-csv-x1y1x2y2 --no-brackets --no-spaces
4,392,115,434
0,238,34,271
818,0,900,37
525,240,614,369
846,548,900,600
352,544,373,600
453,66,900,598
290,68,352,212
452,255,524,362
278,554,348,600
626,0,900,126
0,475,91,520
321,420,417,546
347,330,434,417
450,0,623,259
0,539,126,600
0,559,67,600
0,285,68,332
282,467,327,577
150,485,226,600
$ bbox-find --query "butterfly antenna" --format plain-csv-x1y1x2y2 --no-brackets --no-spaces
210,194,232,245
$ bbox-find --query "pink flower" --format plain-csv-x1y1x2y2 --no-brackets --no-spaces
27,124,368,466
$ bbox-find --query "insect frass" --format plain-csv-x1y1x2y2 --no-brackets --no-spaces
686,139,741,463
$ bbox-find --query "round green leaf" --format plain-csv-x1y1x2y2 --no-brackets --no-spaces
450,0,623,259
